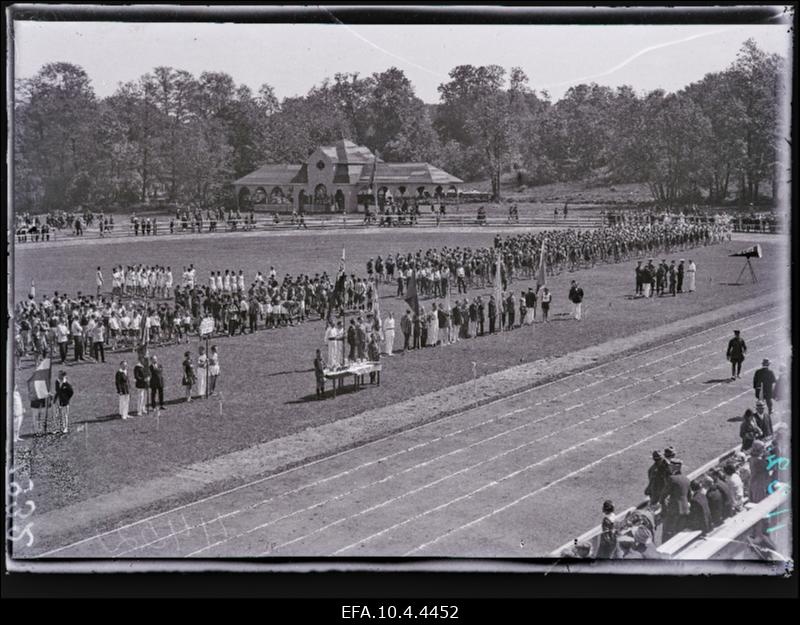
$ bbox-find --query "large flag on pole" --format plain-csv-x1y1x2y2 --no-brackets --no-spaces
537,239,547,287
494,252,503,330
28,357,51,408
370,151,380,210
404,268,419,316
371,278,382,333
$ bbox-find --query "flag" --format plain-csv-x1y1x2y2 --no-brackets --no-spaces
27,357,51,408
404,268,419,316
537,239,547,288
371,278,382,333
494,252,503,330
370,151,380,210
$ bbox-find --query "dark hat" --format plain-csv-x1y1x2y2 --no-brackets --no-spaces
734,329,740,334
664,446,676,459
652,450,663,460
602,499,615,513
762,358,770,366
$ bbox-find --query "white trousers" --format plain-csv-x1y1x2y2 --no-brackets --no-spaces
384,330,395,355
573,302,582,320
643,283,652,298
137,389,147,415
119,394,130,419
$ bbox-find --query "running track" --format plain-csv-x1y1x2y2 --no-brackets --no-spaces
31,308,782,559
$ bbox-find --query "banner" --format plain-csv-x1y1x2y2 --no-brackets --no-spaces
404,268,419,316
537,239,547,287
494,253,502,330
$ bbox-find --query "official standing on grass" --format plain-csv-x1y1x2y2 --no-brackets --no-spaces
54,370,74,434
116,361,131,420
208,345,220,395
150,355,165,410
314,349,326,399
133,356,149,415
568,280,584,320
182,351,196,402
540,287,552,322
726,330,747,379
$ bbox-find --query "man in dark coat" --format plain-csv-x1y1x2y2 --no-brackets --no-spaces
753,400,773,439
488,296,497,334
752,358,777,415
677,259,685,293
707,469,735,527
668,261,677,296
115,360,131,420
54,370,74,434
644,451,669,505
726,330,747,379
347,319,357,362
635,261,643,296
476,296,485,335
660,458,691,542
149,354,165,410
688,479,712,534
313,349,326,399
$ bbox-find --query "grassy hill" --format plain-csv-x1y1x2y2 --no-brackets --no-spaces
466,172,652,205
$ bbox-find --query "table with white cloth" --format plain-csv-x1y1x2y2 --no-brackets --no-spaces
323,362,382,397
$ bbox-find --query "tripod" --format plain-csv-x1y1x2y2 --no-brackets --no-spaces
735,257,758,284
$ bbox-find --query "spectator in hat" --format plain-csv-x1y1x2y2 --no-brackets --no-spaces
726,330,747,380
595,500,619,559
748,440,770,504
753,400,773,438
707,468,735,525
622,525,662,559
723,462,745,512
688,479,712,534
739,408,764,451
561,539,592,559
645,450,669,506
660,458,691,542
753,358,776,415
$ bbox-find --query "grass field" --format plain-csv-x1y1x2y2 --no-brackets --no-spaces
12,230,784,515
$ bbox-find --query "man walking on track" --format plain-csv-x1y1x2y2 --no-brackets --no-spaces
753,358,776,415
726,330,747,380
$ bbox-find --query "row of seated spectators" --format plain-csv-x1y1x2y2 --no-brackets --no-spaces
562,420,788,559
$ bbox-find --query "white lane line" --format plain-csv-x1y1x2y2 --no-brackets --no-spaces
38,311,777,557
332,357,774,557
181,331,773,557
403,386,757,556
114,323,778,557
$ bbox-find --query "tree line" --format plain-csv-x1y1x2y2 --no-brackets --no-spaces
13,39,785,213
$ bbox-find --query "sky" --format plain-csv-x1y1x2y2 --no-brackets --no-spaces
13,20,792,103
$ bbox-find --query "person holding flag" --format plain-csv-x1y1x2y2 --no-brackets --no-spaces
27,355,51,434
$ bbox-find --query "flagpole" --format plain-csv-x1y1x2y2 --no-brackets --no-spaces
44,355,53,435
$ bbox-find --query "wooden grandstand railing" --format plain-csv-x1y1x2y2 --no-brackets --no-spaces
549,443,742,558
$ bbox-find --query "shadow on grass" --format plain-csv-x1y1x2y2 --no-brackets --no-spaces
266,368,314,378
286,382,379,404
727,416,745,423
705,378,734,384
